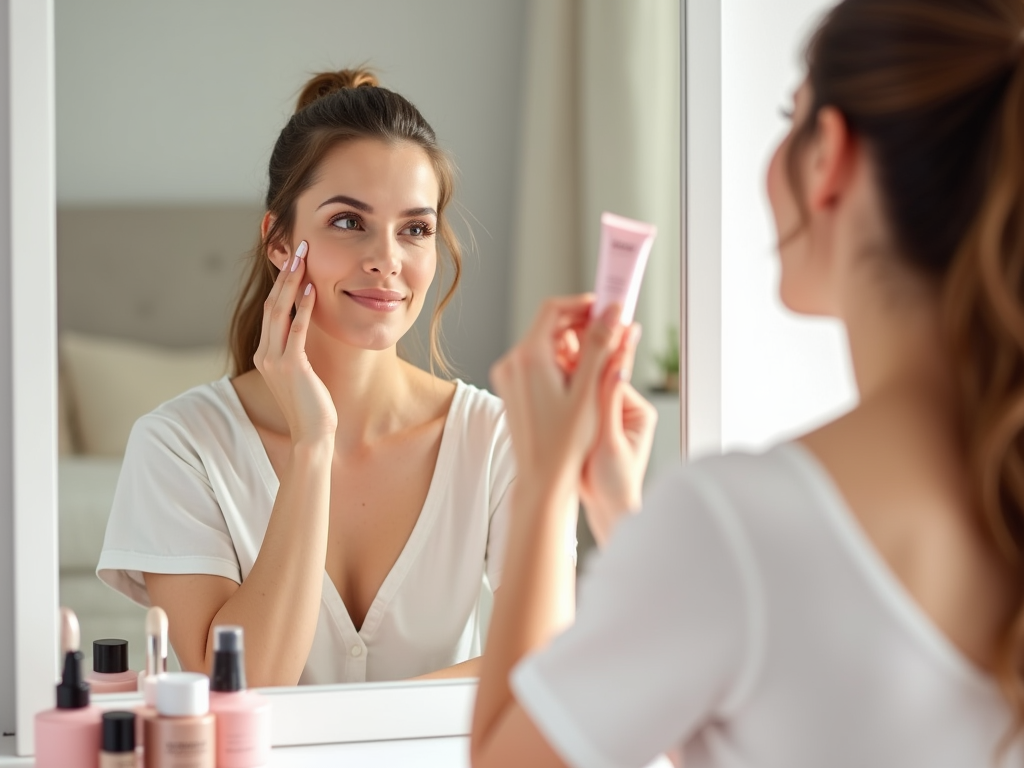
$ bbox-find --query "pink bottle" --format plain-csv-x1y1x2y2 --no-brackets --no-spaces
208,626,271,768
87,638,138,693
34,608,102,768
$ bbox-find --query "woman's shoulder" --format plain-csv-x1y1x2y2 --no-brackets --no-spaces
129,375,245,451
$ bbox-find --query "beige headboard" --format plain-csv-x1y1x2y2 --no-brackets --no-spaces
57,205,263,347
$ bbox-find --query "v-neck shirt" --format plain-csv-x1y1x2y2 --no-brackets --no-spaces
98,376,520,683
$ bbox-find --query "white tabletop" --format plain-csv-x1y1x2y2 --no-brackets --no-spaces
1,736,470,768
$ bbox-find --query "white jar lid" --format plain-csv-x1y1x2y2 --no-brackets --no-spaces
156,672,210,716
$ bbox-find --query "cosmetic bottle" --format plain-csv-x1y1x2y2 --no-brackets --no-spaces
144,673,215,768
592,211,658,325
34,607,102,768
88,639,138,693
101,711,137,768
136,606,170,748
208,626,271,768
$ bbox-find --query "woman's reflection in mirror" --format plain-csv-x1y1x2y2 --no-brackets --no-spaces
472,0,1024,765
96,69,576,687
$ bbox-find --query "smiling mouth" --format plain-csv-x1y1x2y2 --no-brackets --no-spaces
344,289,406,312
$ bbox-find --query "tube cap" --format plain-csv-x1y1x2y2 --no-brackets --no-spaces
156,672,210,716
93,638,129,674
102,711,135,753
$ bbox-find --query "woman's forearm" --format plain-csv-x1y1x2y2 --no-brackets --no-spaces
204,438,334,686
472,471,577,761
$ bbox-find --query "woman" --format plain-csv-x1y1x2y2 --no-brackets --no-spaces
472,0,1024,765
97,69,575,686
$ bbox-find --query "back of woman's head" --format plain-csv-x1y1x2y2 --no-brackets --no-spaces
229,67,461,377
791,0,1024,739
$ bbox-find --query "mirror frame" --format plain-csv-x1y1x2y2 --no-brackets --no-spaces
9,0,717,755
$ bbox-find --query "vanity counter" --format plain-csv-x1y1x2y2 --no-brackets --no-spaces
1,736,470,767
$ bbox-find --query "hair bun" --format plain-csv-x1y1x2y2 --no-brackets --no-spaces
295,68,380,112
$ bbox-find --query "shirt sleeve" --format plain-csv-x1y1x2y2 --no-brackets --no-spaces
484,413,578,592
96,412,241,606
510,465,762,768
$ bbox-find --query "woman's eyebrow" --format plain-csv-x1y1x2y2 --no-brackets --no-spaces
315,195,437,219
317,194,372,212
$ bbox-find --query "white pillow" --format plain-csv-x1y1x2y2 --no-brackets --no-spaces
60,332,227,456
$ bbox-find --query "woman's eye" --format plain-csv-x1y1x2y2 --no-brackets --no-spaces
331,215,361,231
401,222,434,237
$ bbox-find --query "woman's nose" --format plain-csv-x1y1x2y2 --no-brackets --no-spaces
363,233,400,276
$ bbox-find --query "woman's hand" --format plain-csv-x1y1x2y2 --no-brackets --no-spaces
490,295,625,494
580,325,659,546
253,240,338,444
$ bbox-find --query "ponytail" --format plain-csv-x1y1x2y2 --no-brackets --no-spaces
944,53,1024,723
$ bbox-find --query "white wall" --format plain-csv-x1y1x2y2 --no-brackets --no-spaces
55,0,528,387
719,0,857,451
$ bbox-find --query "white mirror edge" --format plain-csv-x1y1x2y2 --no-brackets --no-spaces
6,0,719,756
682,0,723,460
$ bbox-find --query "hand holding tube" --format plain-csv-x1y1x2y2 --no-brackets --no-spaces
579,324,658,546
490,295,625,493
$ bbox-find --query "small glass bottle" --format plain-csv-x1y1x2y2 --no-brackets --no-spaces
88,639,138,693
208,626,271,768
144,673,215,768
100,711,136,768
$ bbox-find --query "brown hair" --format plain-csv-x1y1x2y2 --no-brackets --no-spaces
787,0,1024,740
228,68,461,377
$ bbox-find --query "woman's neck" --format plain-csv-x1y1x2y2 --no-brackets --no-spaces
840,267,956,410
303,329,421,452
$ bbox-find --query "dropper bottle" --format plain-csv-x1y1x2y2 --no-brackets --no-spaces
34,607,102,768
208,626,271,767
135,605,169,749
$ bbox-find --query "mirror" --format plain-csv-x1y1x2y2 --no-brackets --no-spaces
52,0,680,692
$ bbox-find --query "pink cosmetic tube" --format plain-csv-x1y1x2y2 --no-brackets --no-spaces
592,212,658,325
88,639,139,693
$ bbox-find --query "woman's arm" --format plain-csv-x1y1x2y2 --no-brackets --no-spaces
145,436,333,686
472,298,631,766
146,242,339,687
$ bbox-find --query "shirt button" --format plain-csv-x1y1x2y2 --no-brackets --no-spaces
351,645,363,657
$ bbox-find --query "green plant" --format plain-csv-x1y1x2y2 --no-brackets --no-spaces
655,325,680,376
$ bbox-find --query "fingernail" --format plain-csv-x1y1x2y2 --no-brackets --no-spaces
290,255,300,272
304,283,312,296
631,325,643,345
296,240,308,259
282,258,289,271
617,368,628,381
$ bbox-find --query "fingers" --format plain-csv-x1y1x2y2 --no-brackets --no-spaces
284,281,316,357
526,294,595,344
259,240,309,361
571,304,625,402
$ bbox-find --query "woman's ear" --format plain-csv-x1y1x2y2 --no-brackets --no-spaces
261,211,290,267
806,106,856,213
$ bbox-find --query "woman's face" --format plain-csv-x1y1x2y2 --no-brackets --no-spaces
766,81,836,316
286,138,441,351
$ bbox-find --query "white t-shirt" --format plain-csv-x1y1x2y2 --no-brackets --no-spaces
98,376,518,684
513,442,1022,768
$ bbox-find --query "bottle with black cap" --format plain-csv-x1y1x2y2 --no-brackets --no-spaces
34,607,102,768
100,711,136,768
88,638,138,693
208,626,270,767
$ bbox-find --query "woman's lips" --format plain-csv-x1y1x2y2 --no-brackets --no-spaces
344,289,405,312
